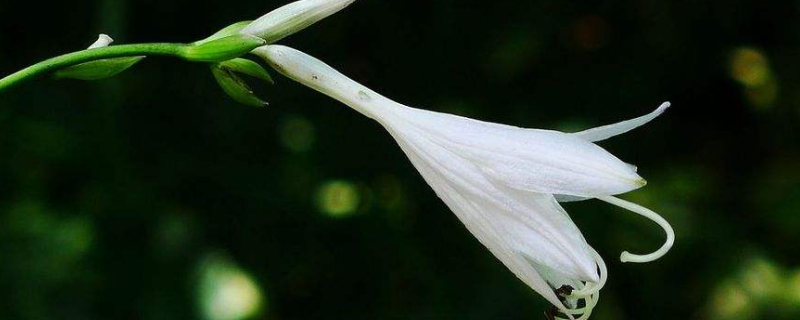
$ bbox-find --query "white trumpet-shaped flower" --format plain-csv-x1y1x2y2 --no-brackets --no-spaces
241,0,357,43
254,45,674,320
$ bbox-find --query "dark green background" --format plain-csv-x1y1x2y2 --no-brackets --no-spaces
1,1,799,320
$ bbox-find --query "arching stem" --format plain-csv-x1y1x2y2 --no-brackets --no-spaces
0,43,188,93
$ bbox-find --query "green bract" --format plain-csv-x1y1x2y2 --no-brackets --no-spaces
194,21,254,45
218,58,274,84
211,59,273,107
182,35,266,63
54,56,145,81
0,0,356,93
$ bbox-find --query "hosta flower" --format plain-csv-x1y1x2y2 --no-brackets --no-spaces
254,45,674,320
241,0,357,43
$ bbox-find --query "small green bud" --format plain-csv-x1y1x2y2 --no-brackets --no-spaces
55,34,145,80
211,63,269,107
218,58,274,84
194,21,254,45
55,56,145,80
182,34,266,63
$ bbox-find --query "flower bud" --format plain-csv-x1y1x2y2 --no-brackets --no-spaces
241,0,356,43
55,34,144,81
218,58,274,84
54,56,145,81
194,21,254,45
182,34,266,62
211,58,273,107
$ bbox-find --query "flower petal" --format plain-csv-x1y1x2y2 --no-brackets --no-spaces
241,0,356,43
390,126,597,309
574,102,670,142
387,108,646,198
390,124,600,280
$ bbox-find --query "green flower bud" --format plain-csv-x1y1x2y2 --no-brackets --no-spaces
55,56,146,81
218,58,274,84
194,21,254,45
211,59,273,107
55,34,145,81
182,34,266,63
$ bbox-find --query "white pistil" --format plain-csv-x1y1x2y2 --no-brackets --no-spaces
598,196,675,263
570,249,607,297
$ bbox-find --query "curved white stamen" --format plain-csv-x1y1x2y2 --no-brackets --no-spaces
558,314,576,320
571,248,607,297
557,295,594,320
554,248,607,320
598,196,674,263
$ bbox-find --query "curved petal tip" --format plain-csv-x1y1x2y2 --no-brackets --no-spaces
656,101,671,113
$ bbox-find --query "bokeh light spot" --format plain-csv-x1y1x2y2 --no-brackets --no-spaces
316,180,361,218
711,281,754,320
740,258,781,300
58,217,95,257
789,270,800,305
5,201,96,280
707,256,800,319
730,47,770,87
729,47,778,109
197,254,265,320
278,114,316,152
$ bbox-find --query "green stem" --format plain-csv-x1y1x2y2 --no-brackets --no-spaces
0,43,188,93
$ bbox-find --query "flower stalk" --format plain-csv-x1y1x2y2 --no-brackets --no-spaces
52,34,145,81
0,0,356,95
0,43,187,93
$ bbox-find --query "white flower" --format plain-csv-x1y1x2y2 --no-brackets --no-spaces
254,45,674,320
241,0,357,43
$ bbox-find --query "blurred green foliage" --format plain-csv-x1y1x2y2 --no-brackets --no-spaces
1,1,800,320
